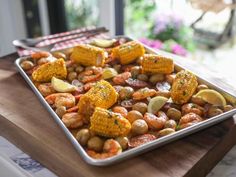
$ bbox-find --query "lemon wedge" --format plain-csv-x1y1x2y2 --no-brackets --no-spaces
51,77,76,92
91,39,116,48
102,68,118,79
195,89,226,106
148,96,168,114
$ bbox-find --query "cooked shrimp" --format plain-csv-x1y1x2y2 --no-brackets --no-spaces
132,87,157,101
45,93,75,108
31,51,50,59
178,113,203,129
78,67,102,83
181,103,204,116
62,112,83,128
143,111,168,130
87,139,122,159
38,83,56,97
112,72,131,85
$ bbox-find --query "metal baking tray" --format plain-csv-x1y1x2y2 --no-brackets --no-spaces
15,36,236,166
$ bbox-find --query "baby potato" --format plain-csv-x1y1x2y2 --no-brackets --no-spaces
197,84,208,92
115,137,128,150
52,52,66,60
165,74,176,84
190,95,206,106
136,57,143,65
126,110,143,123
75,65,84,73
130,66,141,78
137,74,148,82
37,58,50,65
87,136,104,152
158,128,175,137
223,105,234,112
167,108,182,121
119,87,134,100
131,119,148,135
112,106,128,117
55,106,66,118
20,60,34,70
132,102,148,115
164,120,177,130
113,64,121,73
149,74,164,84
76,129,90,146
67,72,77,82
208,106,223,118
156,91,171,98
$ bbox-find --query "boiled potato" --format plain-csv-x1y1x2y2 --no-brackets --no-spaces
76,129,90,146
55,106,66,118
115,137,128,150
119,87,134,100
167,108,182,121
132,102,148,115
87,136,104,152
223,105,234,112
67,72,77,82
126,110,143,123
158,128,175,137
164,120,177,130
208,106,223,117
20,60,34,70
137,74,148,81
149,74,164,84
131,119,148,135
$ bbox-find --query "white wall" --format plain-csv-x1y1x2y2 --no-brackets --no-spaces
98,0,115,36
0,0,27,56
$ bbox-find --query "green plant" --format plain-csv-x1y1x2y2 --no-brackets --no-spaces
124,0,157,38
65,0,99,30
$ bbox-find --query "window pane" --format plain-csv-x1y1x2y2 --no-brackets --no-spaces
64,0,99,30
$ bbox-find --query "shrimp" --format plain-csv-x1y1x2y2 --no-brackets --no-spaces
132,87,157,101
38,83,56,96
87,139,122,159
143,111,168,130
112,72,131,85
31,51,50,60
45,93,75,108
181,103,204,116
62,112,83,129
178,113,203,129
83,82,96,91
78,67,102,83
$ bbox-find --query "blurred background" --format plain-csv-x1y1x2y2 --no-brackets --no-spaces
1,0,236,84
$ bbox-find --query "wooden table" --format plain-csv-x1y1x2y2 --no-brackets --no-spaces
0,53,236,177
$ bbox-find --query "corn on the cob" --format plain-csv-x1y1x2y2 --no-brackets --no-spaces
112,41,145,64
32,58,67,82
70,44,106,67
141,54,174,74
78,80,118,121
171,70,198,104
90,107,131,137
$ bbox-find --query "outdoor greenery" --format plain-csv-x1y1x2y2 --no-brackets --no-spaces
125,0,195,55
65,0,99,30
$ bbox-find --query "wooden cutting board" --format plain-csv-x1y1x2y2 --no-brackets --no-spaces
0,53,236,177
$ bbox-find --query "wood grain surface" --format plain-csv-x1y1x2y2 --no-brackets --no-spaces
0,53,236,177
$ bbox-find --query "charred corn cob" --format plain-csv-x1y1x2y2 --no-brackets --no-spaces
141,54,174,74
112,41,145,64
32,58,67,82
70,44,106,67
171,70,198,104
78,80,118,121
90,107,131,137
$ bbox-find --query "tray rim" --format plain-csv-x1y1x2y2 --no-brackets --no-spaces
14,36,236,166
